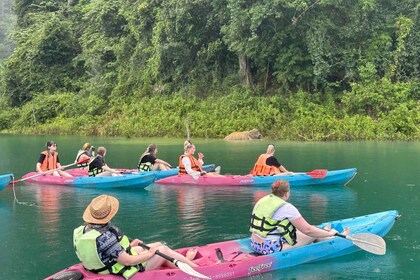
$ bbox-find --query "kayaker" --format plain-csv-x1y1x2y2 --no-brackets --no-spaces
250,180,350,255
75,142,95,170
251,144,291,176
36,141,72,177
74,195,198,279
137,144,172,171
88,146,122,177
179,142,222,178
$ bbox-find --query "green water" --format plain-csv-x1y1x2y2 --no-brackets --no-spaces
0,135,418,279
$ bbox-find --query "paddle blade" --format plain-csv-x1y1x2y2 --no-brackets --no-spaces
337,233,386,255
175,261,210,279
306,169,327,178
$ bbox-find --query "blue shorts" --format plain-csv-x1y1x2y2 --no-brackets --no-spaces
251,238,285,255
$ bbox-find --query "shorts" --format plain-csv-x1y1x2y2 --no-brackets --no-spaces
250,238,285,255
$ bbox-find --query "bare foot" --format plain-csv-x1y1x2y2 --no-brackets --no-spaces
323,224,331,231
341,227,350,235
186,248,198,261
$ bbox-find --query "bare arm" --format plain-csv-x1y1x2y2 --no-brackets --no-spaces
291,216,337,238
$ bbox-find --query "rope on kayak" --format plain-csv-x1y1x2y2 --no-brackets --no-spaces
10,175,36,207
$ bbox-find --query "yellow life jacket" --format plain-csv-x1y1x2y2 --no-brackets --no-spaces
250,194,297,245
73,225,143,279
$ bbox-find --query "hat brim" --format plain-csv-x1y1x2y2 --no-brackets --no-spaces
83,196,119,224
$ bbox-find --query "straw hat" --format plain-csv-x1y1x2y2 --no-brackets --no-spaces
83,195,119,224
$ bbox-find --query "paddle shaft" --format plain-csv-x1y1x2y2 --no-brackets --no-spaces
137,243,210,279
9,158,91,184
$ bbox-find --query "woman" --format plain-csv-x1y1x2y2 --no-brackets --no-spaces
75,142,95,169
36,141,72,177
74,195,198,279
137,144,172,171
88,147,121,177
251,144,291,176
179,142,221,178
250,180,349,254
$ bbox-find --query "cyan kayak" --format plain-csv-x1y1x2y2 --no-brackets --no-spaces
0,173,13,191
156,168,357,187
45,210,398,280
21,171,155,189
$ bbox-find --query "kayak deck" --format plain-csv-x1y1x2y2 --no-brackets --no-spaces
45,210,398,280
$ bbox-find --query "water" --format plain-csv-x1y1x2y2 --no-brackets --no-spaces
0,135,418,279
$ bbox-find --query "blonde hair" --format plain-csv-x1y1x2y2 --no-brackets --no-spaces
82,143,92,151
271,180,290,197
267,144,275,154
184,140,192,152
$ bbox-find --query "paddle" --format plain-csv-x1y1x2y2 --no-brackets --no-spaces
306,169,327,178
335,232,386,255
9,158,91,184
137,243,210,279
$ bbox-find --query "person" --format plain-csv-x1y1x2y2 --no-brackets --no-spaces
88,147,122,177
179,142,221,178
251,144,291,176
36,141,72,177
137,144,172,171
73,194,198,279
249,180,350,255
75,143,95,169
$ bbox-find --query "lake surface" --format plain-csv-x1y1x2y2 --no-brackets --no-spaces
0,135,418,279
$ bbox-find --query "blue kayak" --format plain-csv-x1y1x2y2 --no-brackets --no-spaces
0,173,13,191
21,172,156,189
45,210,398,280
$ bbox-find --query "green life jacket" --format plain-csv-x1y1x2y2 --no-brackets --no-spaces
88,156,104,177
73,225,143,279
249,194,297,245
138,154,153,172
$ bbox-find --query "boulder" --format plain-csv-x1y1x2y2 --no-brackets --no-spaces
224,129,262,141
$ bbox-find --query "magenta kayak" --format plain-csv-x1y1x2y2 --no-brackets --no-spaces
44,210,398,280
156,168,357,187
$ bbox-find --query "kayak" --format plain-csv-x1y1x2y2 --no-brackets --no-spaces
45,210,398,280
66,164,216,180
156,168,357,187
20,171,155,189
0,173,13,191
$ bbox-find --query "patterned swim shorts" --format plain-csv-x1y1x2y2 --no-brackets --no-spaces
251,239,284,255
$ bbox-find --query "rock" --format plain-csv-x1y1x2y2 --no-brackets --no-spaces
224,129,262,141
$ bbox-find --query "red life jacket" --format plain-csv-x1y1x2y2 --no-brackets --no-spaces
178,154,203,175
251,154,277,176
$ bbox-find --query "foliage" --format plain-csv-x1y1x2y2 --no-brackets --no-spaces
0,0,418,141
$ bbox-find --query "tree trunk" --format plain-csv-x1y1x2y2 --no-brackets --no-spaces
239,55,253,87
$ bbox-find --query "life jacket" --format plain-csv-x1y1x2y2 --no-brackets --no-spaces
137,154,152,172
75,150,91,168
88,156,104,177
178,154,203,175
250,194,297,246
251,154,277,176
39,151,58,172
73,225,144,279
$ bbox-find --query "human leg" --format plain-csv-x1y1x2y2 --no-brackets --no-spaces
145,245,198,270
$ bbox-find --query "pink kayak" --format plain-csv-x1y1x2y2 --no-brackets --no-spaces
44,210,397,280
156,168,357,187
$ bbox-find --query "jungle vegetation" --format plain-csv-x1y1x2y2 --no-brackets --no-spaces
0,0,418,140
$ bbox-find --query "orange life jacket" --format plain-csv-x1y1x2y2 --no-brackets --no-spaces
251,154,277,176
40,150,58,172
178,154,203,175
